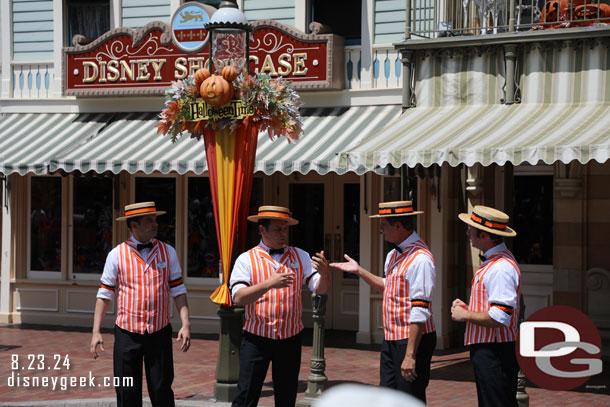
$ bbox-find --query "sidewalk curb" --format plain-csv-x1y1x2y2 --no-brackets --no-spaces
0,398,232,407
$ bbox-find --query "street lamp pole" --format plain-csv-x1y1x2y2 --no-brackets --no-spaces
204,1,252,402
296,294,328,407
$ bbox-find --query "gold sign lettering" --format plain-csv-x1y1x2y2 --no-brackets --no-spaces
260,55,278,76
83,61,99,83
137,59,150,81
249,53,310,78
277,54,292,76
293,53,308,76
107,60,120,82
151,60,166,81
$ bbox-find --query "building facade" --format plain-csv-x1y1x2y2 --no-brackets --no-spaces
1,0,609,355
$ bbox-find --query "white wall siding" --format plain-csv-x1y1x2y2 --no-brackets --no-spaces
122,0,171,27
13,0,54,61
244,0,295,26
374,0,405,44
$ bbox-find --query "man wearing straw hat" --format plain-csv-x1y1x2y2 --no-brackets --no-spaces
229,205,331,407
90,202,191,407
331,201,436,403
451,205,520,407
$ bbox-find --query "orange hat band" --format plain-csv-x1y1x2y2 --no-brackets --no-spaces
471,212,507,231
125,207,157,217
379,206,413,215
257,210,291,218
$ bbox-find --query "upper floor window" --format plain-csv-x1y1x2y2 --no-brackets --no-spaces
191,0,220,7
67,0,110,45
310,0,361,45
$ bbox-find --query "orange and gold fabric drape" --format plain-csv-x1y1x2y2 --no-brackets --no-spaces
205,120,259,306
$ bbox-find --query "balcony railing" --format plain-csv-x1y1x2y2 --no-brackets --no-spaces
11,63,54,99
345,45,402,90
407,0,610,38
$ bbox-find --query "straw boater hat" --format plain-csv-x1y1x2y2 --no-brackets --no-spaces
116,201,166,221
458,205,516,237
247,205,299,226
369,200,423,218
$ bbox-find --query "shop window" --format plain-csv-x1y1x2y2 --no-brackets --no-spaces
512,175,553,265
186,177,262,279
289,183,324,258
30,177,62,274
309,0,361,45
187,177,219,278
72,177,113,275
135,177,177,247
66,0,110,45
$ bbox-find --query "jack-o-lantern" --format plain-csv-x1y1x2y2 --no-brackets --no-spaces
541,0,569,23
222,65,238,82
194,68,210,89
574,3,610,20
200,74,234,106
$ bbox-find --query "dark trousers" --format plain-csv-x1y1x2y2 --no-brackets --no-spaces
470,342,519,407
232,330,303,407
113,324,175,407
379,332,437,403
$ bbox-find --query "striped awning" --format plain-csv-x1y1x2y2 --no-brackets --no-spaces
337,101,610,173
49,105,402,175
0,113,112,175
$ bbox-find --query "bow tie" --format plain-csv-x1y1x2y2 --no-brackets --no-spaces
269,248,284,256
390,243,403,254
479,254,487,262
137,242,153,251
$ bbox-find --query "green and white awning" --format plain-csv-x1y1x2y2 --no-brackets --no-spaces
337,101,610,173
49,105,402,175
0,113,112,175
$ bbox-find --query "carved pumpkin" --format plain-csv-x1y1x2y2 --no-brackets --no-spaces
200,75,234,106
194,68,211,89
540,0,569,23
222,65,238,82
574,3,610,20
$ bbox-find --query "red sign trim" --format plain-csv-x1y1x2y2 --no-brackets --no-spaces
62,19,344,97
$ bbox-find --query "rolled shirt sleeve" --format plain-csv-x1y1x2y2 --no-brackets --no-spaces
406,253,436,324
485,260,519,327
229,252,253,300
167,245,187,297
297,248,321,293
97,247,119,301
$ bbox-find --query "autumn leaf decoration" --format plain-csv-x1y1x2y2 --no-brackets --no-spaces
157,72,303,143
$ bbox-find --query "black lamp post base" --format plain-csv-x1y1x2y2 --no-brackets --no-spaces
215,382,238,403
214,306,244,403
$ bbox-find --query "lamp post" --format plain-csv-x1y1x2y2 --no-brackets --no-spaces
206,0,252,75
204,1,252,402
296,294,328,407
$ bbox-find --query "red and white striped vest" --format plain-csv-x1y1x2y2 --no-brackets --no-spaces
383,241,435,340
465,250,521,345
114,240,173,334
243,246,305,339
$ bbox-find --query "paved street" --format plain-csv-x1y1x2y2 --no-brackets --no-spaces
0,324,608,406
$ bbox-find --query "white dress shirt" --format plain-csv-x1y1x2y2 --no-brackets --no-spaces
383,231,436,324
230,240,321,298
97,237,186,300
